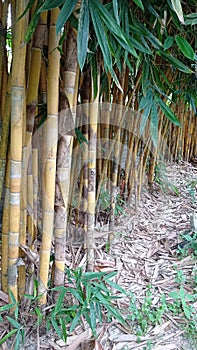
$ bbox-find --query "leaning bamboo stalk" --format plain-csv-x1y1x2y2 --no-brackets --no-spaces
8,0,27,304
38,8,60,304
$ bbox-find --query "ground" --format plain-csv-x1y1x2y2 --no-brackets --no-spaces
0,161,197,349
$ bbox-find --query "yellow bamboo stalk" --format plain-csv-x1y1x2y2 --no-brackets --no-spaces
86,64,100,271
54,92,74,288
1,153,10,292
0,76,11,205
8,0,27,304
38,8,60,304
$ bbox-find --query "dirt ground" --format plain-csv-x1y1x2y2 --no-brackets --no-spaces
0,160,197,349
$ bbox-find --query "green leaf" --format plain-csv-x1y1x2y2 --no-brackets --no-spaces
90,301,96,332
51,316,63,339
39,0,65,12
163,36,174,51
150,102,158,148
90,55,98,100
54,288,67,314
60,317,67,342
185,13,197,25
14,331,21,350
139,89,152,110
157,98,180,126
78,0,90,70
141,59,150,96
170,0,184,24
91,0,149,56
67,288,84,304
82,271,105,281
175,35,195,60
112,0,120,25
24,11,40,43
0,329,18,345
105,304,125,324
104,279,128,295
94,290,110,305
133,0,144,11
56,0,78,34
95,302,102,324
70,310,82,333
8,290,17,304
17,0,37,21
161,52,193,74
140,100,153,136
0,303,16,312
6,316,21,330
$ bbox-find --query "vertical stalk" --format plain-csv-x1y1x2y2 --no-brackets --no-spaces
8,0,27,304
86,64,100,272
38,8,60,304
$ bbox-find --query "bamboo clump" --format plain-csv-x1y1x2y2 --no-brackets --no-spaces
0,2,196,307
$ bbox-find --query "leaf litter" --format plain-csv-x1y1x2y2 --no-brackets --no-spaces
0,161,197,349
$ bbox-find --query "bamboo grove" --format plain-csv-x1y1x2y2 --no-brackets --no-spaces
0,0,196,306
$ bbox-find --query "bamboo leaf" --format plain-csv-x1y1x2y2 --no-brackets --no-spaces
133,0,144,11
91,0,150,56
90,302,96,331
185,13,197,25
0,303,16,312
0,329,18,345
51,316,63,339
139,89,152,110
140,101,153,136
112,0,120,25
105,304,125,324
78,0,90,70
163,36,174,51
150,101,158,148
24,11,40,43
39,0,65,12
56,0,78,34
54,288,67,314
157,98,181,126
14,331,20,350
60,318,67,342
89,3,122,91
90,55,98,100
70,310,82,332
6,316,21,330
170,0,184,24
17,0,37,21
105,279,128,295
82,271,105,281
161,52,193,73
141,59,150,96
175,35,195,60
67,288,84,304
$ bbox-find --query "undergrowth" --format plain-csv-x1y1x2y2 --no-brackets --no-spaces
1,263,197,348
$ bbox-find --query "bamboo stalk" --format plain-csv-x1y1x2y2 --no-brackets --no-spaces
54,92,74,288
86,64,100,271
1,153,10,293
8,0,27,304
38,8,60,304
0,76,11,206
